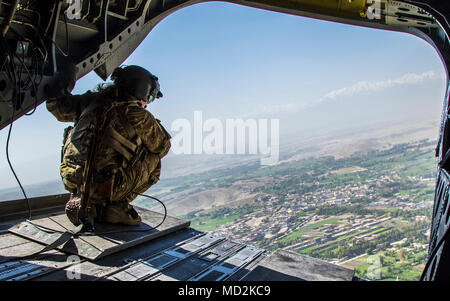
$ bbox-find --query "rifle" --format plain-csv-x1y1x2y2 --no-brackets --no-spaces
78,104,109,231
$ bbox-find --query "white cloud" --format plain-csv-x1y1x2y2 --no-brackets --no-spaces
318,71,439,103
245,70,442,118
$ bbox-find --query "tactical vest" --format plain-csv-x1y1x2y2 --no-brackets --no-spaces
101,102,146,171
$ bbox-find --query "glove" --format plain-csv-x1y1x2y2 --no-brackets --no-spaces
45,61,79,98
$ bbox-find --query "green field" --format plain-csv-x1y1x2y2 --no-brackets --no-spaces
188,214,240,231
152,139,436,281
354,250,427,281
278,217,342,245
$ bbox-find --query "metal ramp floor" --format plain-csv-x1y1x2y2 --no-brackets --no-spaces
8,207,190,260
0,194,355,281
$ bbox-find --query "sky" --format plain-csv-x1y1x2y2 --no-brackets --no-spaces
0,2,447,190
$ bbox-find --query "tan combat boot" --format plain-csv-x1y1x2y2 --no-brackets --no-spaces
65,195,100,227
103,204,141,226
65,195,81,226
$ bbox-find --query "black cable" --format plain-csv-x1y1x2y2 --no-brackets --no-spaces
0,36,16,95
12,12,48,69
1,27,41,125
24,190,168,236
0,35,32,219
44,34,69,57
13,19,47,87
76,193,167,236
15,40,39,116
6,110,32,220
0,54,9,72
6,9,50,96
134,192,167,229
31,192,168,237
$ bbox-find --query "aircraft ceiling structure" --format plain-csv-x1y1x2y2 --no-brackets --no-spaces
0,0,449,280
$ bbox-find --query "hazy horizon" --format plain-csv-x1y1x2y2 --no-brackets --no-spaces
0,3,447,193
0,115,440,201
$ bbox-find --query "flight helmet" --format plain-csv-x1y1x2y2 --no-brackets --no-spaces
111,65,163,103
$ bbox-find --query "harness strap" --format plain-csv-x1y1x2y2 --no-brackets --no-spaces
106,126,138,153
102,103,144,163
104,136,134,162
117,105,137,139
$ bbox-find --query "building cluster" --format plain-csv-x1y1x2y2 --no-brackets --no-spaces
210,168,434,264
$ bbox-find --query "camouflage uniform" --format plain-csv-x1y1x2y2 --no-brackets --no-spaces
46,86,171,219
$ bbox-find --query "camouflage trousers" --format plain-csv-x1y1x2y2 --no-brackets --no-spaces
61,149,161,216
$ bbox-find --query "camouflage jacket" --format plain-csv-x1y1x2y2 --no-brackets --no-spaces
46,87,171,202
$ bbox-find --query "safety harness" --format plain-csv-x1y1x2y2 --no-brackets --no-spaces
103,103,144,167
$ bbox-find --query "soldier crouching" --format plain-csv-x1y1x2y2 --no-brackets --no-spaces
46,65,171,227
